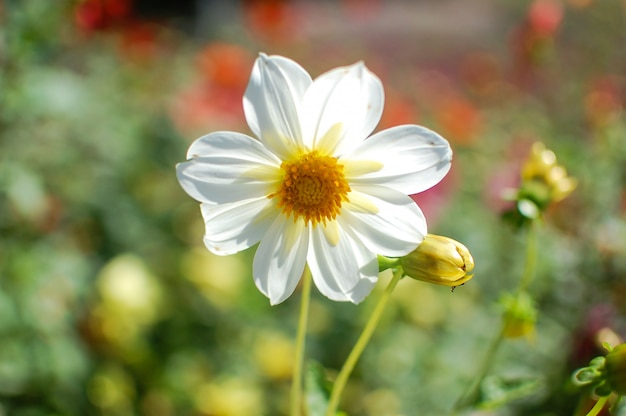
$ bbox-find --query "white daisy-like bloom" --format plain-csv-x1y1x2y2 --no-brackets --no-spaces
177,54,452,305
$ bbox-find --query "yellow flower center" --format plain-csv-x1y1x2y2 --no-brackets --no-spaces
269,151,350,226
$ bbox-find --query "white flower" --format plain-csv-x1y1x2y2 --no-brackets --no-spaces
177,54,452,305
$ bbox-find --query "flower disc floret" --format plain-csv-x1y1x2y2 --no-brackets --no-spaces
270,151,350,226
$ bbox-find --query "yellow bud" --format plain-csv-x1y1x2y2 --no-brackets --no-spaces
521,142,556,180
520,142,576,204
551,176,577,202
400,234,475,287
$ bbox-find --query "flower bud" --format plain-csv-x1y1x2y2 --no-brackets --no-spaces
605,343,626,395
521,142,577,204
400,234,474,287
500,292,537,340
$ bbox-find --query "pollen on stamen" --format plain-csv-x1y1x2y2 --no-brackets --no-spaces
267,151,351,226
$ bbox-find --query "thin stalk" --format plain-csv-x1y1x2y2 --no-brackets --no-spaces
452,220,539,413
451,326,506,412
325,267,404,416
585,396,609,416
518,220,538,293
291,266,312,416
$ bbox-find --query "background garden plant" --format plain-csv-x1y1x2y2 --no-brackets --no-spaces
1,1,626,415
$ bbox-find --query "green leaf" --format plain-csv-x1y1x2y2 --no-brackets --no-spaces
477,375,543,409
305,361,332,416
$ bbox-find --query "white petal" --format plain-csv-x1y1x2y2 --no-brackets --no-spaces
300,62,383,156
253,216,309,305
342,125,452,195
341,185,426,257
307,223,378,303
244,54,312,159
201,198,276,256
177,131,281,204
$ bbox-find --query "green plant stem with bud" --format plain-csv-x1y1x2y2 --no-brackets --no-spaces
325,267,405,416
452,220,539,413
292,266,312,416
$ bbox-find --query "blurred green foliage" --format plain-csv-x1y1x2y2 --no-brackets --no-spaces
1,1,626,415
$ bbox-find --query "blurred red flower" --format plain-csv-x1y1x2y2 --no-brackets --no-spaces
241,0,301,44
434,96,483,145
585,75,624,128
74,0,133,32
170,43,254,138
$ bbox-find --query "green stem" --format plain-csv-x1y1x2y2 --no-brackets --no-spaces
585,396,609,416
451,326,506,413
325,267,404,416
291,266,312,416
451,220,539,413
518,220,538,293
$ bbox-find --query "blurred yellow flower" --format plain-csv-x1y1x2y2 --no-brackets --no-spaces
253,331,295,380
84,254,165,357
87,364,136,412
194,378,264,416
181,247,248,309
97,254,163,324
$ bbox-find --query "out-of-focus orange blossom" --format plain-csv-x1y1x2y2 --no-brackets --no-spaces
378,88,419,130
435,96,483,145
195,43,254,89
170,43,253,137
585,75,624,128
74,0,133,33
242,0,301,44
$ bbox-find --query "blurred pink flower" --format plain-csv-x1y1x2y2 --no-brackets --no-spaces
528,0,564,37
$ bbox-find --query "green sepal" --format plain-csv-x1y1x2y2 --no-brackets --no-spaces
377,255,400,272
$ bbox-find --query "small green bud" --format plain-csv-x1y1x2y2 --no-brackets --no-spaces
500,292,537,340
605,343,626,395
572,357,606,386
400,234,474,288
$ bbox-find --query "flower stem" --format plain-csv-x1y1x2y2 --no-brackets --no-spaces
585,396,609,416
325,267,404,416
451,326,505,412
518,220,538,293
291,266,312,416
451,221,539,413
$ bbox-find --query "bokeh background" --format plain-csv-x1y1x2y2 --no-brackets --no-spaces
2,0,626,415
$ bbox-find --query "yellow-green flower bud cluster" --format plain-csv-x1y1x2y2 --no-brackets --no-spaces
400,234,475,288
521,142,577,205
504,142,577,226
